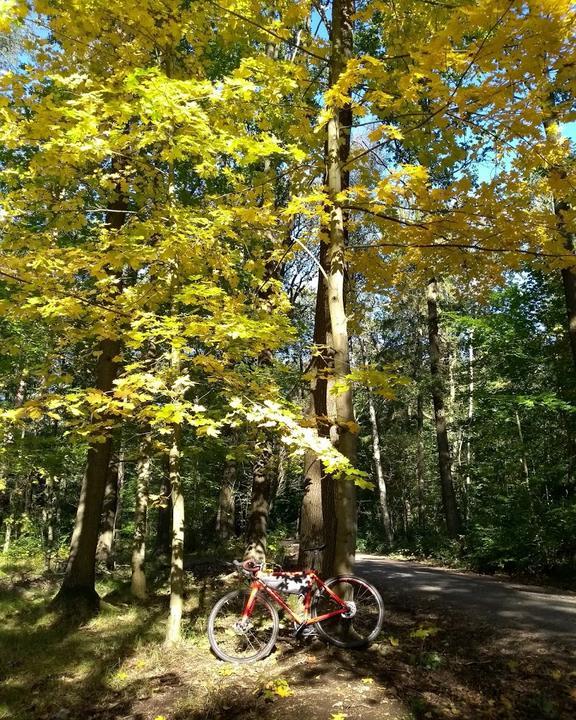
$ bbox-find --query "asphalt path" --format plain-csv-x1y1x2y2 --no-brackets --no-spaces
356,555,576,646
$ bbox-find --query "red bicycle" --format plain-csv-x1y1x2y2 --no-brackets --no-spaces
207,549,384,663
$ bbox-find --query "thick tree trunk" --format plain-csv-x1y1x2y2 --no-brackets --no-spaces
426,279,462,538
131,437,151,601
96,449,122,570
165,423,184,645
54,191,126,609
216,458,236,542
244,444,274,563
542,117,576,368
298,242,335,574
54,337,122,608
324,0,357,576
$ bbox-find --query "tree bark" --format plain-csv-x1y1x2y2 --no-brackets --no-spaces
96,447,123,570
131,436,151,601
298,242,336,575
216,457,236,542
426,278,462,538
367,383,393,547
324,0,357,576
165,422,184,644
155,457,172,557
54,190,126,609
464,334,474,520
54,338,122,608
359,338,393,546
244,443,274,563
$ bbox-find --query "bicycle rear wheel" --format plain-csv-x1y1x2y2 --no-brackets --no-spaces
208,589,279,663
312,575,384,649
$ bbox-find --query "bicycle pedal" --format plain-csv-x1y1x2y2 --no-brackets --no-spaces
292,623,317,638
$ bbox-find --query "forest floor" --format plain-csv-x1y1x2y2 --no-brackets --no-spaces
1,555,575,720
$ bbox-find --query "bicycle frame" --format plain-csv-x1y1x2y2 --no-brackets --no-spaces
241,570,348,629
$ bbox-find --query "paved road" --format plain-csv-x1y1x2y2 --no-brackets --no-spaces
356,555,576,645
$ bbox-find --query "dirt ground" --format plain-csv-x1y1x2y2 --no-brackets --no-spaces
1,559,575,720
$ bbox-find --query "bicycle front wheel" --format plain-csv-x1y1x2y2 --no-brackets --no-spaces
312,575,384,649
207,589,279,663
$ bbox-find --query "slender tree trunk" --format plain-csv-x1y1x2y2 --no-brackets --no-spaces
3,514,12,554
131,436,151,601
1,372,27,555
416,391,425,526
276,445,287,500
164,286,185,643
359,338,393,546
515,409,531,485
324,0,357,576
165,422,184,644
426,279,462,538
44,475,57,570
155,458,172,557
216,458,236,542
367,387,393,547
464,335,474,520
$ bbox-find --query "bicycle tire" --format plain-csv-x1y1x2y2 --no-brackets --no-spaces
311,575,384,649
207,588,279,663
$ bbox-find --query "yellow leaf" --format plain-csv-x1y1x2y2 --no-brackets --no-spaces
361,677,374,684
389,636,400,647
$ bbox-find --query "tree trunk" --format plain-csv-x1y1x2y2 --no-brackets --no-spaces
426,278,462,538
155,457,172,557
131,437,151,601
54,191,126,609
244,443,274,563
1,372,27,555
165,423,184,644
3,515,12,554
96,449,122,570
416,390,425,526
367,386,393,547
464,334,474,520
324,0,357,576
298,242,335,574
216,458,236,542
54,337,122,608
359,338,393,546
542,117,576,368
515,409,531,485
